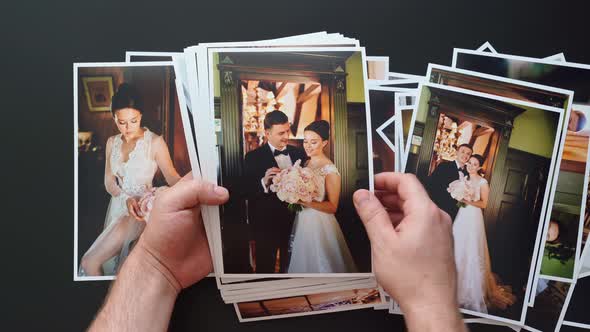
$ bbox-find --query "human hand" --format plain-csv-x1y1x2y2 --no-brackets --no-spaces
134,173,229,292
126,197,145,221
263,167,281,186
353,173,461,328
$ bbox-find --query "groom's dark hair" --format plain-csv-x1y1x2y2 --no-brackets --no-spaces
264,110,289,129
457,143,473,152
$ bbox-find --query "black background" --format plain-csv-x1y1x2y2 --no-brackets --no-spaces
4,0,590,330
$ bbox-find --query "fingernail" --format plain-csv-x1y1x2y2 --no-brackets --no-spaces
214,185,228,196
353,190,370,207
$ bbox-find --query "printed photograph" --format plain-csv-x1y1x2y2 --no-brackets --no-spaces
452,53,590,280
210,49,372,275
564,277,590,328
408,82,562,322
525,279,571,332
370,89,397,174
366,57,388,80
75,64,192,278
429,65,583,281
235,287,381,321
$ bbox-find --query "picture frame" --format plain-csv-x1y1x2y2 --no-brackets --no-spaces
82,76,114,112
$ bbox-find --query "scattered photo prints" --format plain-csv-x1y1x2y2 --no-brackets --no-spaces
452,49,590,305
73,34,590,328
409,80,565,324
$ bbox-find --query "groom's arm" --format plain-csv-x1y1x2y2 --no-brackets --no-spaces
243,151,266,196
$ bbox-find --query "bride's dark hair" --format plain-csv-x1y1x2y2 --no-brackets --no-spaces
467,154,485,180
304,120,330,140
111,83,144,116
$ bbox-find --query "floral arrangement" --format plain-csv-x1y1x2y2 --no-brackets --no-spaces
447,173,476,208
270,160,320,212
137,187,168,221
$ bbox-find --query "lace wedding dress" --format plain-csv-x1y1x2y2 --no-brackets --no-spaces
287,164,358,273
453,176,515,313
81,128,158,276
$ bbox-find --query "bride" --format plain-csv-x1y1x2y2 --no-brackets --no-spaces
79,83,181,276
287,120,358,273
454,154,515,313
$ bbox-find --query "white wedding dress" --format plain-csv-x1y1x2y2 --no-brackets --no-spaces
453,176,515,313
82,128,158,275
287,164,358,273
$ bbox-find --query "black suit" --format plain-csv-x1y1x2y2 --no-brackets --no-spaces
425,160,467,221
243,143,307,273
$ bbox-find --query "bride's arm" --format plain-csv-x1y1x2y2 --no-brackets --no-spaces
154,136,181,186
462,182,489,209
104,137,122,197
301,173,340,214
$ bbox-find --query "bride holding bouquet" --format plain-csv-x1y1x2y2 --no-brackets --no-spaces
271,120,357,273
79,83,181,276
449,154,515,313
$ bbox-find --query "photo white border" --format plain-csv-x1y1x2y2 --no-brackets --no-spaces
125,51,182,62
369,87,406,173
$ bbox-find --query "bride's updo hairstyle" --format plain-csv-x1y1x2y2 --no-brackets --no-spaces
111,83,144,117
467,154,485,180
304,120,330,141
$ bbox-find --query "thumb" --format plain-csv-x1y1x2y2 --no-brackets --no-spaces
353,189,397,247
158,173,229,212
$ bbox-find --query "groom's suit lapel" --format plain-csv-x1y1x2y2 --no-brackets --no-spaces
261,143,279,168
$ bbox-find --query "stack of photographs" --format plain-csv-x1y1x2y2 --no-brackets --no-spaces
72,35,590,329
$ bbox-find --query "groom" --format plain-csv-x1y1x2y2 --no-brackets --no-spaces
243,110,307,273
425,143,473,221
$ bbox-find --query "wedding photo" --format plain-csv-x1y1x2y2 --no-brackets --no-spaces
451,52,590,283
235,287,381,322
525,279,571,332
74,63,192,279
427,65,584,281
209,49,372,276
563,277,590,328
408,82,563,323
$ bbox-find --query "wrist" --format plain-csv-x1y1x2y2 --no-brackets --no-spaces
402,298,464,332
128,241,182,295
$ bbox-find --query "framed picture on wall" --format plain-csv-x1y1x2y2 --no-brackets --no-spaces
82,76,114,112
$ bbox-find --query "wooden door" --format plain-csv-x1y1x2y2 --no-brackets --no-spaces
485,148,550,287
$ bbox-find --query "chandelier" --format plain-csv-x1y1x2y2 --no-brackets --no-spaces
434,114,461,162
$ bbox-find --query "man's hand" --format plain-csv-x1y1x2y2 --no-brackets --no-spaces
136,173,229,291
263,167,281,187
353,173,465,332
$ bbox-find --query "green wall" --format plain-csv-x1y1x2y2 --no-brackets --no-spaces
508,107,558,158
213,52,220,98
345,52,365,103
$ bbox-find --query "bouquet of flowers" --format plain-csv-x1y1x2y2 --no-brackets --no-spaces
270,159,321,212
447,173,476,208
137,186,168,222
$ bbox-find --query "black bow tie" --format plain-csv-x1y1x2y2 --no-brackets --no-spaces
274,149,289,157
